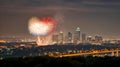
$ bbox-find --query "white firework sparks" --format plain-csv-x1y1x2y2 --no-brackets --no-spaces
28,17,51,36
29,21,49,36
28,17,56,46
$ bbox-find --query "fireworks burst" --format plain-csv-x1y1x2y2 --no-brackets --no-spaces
28,17,56,36
28,16,56,46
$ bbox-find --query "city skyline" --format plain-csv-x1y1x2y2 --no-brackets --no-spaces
0,0,120,39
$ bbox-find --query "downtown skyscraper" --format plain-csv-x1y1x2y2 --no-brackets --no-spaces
73,27,80,44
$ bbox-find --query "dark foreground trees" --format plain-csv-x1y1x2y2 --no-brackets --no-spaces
0,56,120,67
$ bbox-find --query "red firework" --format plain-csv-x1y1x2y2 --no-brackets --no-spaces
40,17,56,35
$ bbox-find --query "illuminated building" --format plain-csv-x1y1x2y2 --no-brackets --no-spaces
73,27,80,44
87,36,92,43
65,32,73,43
67,32,72,43
58,31,64,44
52,33,58,44
86,35,103,45
82,32,86,43
95,35,103,43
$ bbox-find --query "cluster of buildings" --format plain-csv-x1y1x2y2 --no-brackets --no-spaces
52,27,103,45
0,27,119,46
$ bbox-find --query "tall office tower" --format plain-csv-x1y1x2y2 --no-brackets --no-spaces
65,32,72,43
58,31,64,44
52,33,58,44
73,27,80,44
82,32,86,43
68,32,72,43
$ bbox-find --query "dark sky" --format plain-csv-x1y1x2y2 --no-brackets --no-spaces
0,0,120,39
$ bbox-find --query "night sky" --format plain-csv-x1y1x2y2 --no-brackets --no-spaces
0,0,120,39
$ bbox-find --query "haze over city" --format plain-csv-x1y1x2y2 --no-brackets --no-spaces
0,0,120,39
